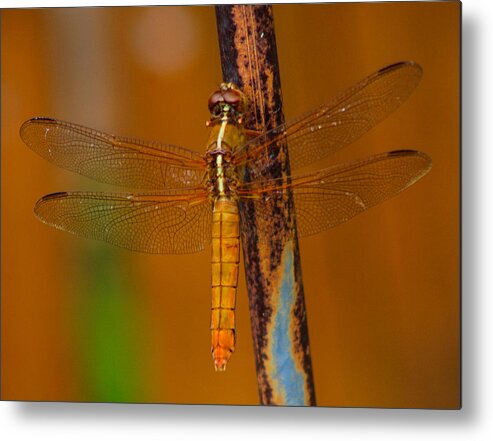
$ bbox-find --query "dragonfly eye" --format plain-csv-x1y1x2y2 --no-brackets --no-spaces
223,90,241,106
208,92,224,114
223,88,246,115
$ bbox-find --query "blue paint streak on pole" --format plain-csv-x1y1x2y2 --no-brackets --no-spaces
272,243,306,405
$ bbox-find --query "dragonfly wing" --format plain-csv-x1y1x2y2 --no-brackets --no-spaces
233,62,422,178
21,117,207,190
35,189,212,254
238,150,431,238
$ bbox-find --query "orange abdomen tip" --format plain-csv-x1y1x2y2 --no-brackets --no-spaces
212,328,235,371
213,349,232,372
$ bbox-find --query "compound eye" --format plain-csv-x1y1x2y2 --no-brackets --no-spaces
223,89,242,107
208,92,224,112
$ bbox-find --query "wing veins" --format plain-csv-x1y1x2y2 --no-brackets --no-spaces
233,62,422,176
21,117,207,190
238,150,431,238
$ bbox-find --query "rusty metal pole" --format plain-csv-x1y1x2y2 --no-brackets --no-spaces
215,4,316,406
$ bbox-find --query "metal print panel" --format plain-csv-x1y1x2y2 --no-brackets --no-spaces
1,2,460,408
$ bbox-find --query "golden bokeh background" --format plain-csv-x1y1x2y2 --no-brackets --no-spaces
2,2,460,408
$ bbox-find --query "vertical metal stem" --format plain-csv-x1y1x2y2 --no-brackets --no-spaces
215,4,316,406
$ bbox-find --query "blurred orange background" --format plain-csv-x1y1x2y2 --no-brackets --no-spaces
1,2,460,408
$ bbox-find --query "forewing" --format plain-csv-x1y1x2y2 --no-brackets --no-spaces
21,117,207,190
238,150,431,238
233,62,422,177
35,189,212,254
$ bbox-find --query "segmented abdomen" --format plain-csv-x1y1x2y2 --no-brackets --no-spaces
211,196,240,371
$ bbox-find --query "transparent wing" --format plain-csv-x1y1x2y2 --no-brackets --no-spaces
238,150,431,238
35,189,212,254
21,117,207,190
233,62,423,177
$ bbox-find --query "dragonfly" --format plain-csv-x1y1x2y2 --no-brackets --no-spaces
21,61,431,372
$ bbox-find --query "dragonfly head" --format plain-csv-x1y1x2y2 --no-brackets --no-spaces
207,83,247,125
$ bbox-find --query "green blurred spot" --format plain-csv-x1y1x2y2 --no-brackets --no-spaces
75,244,148,403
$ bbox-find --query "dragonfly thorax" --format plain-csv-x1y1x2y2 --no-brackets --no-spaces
207,150,238,199
206,86,246,200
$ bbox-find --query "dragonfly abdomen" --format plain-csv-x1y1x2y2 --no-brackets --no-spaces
211,196,240,371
